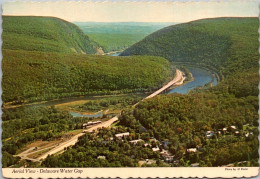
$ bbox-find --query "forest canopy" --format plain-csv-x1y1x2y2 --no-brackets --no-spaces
2,50,173,104
2,16,100,54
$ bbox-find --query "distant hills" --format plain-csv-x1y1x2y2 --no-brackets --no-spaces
3,16,101,54
74,22,177,52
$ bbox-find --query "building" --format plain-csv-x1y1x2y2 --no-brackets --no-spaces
205,131,214,138
115,132,130,139
230,126,237,130
129,139,143,145
97,156,106,160
160,149,174,162
152,147,160,152
187,148,197,153
144,143,151,147
163,155,174,162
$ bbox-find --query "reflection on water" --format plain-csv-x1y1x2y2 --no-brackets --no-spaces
168,67,218,94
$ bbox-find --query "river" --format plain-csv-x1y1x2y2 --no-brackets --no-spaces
108,52,121,56
168,66,218,94
109,52,218,94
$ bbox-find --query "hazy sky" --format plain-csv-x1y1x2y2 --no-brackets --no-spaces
3,0,259,22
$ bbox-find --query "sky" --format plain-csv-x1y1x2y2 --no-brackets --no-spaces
2,0,259,22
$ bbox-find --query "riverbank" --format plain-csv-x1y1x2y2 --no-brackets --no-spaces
165,69,194,92
173,62,222,82
168,66,218,94
144,69,183,99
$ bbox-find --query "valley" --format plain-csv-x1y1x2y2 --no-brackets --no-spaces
2,16,259,168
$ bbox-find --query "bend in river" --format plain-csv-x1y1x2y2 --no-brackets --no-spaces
168,66,218,94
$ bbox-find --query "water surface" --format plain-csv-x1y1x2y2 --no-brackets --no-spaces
168,67,218,94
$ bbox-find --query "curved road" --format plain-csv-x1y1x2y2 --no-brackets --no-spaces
37,69,183,161
145,69,183,99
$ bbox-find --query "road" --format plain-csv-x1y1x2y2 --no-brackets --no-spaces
37,116,119,161
37,69,183,161
15,145,56,162
145,69,183,99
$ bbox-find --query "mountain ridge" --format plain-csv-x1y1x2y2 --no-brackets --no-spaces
2,16,102,54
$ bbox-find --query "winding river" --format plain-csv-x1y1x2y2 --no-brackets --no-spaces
110,53,218,95
168,66,218,94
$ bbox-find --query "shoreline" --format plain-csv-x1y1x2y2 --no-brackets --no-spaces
165,70,194,93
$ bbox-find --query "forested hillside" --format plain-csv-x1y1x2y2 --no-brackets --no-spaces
2,16,100,54
2,49,173,104
44,18,259,167
121,18,258,77
117,17,259,166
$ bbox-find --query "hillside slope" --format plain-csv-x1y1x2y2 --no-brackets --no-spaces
2,50,173,104
113,17,259,167
2,16,100,54
121,17,258,77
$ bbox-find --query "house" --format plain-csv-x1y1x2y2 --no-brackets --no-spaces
230,126,237,130
191,163,200,167
205,131,214,138
163,155,174,162
152,147,160,152
160,149,174,162
223,128,227,131
115,132,130,139
97,156,106,160
245,132,253,137
129,139,143,145
160,149,168,154
187,148,197,153
235,131,239,135
144,143,151,147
